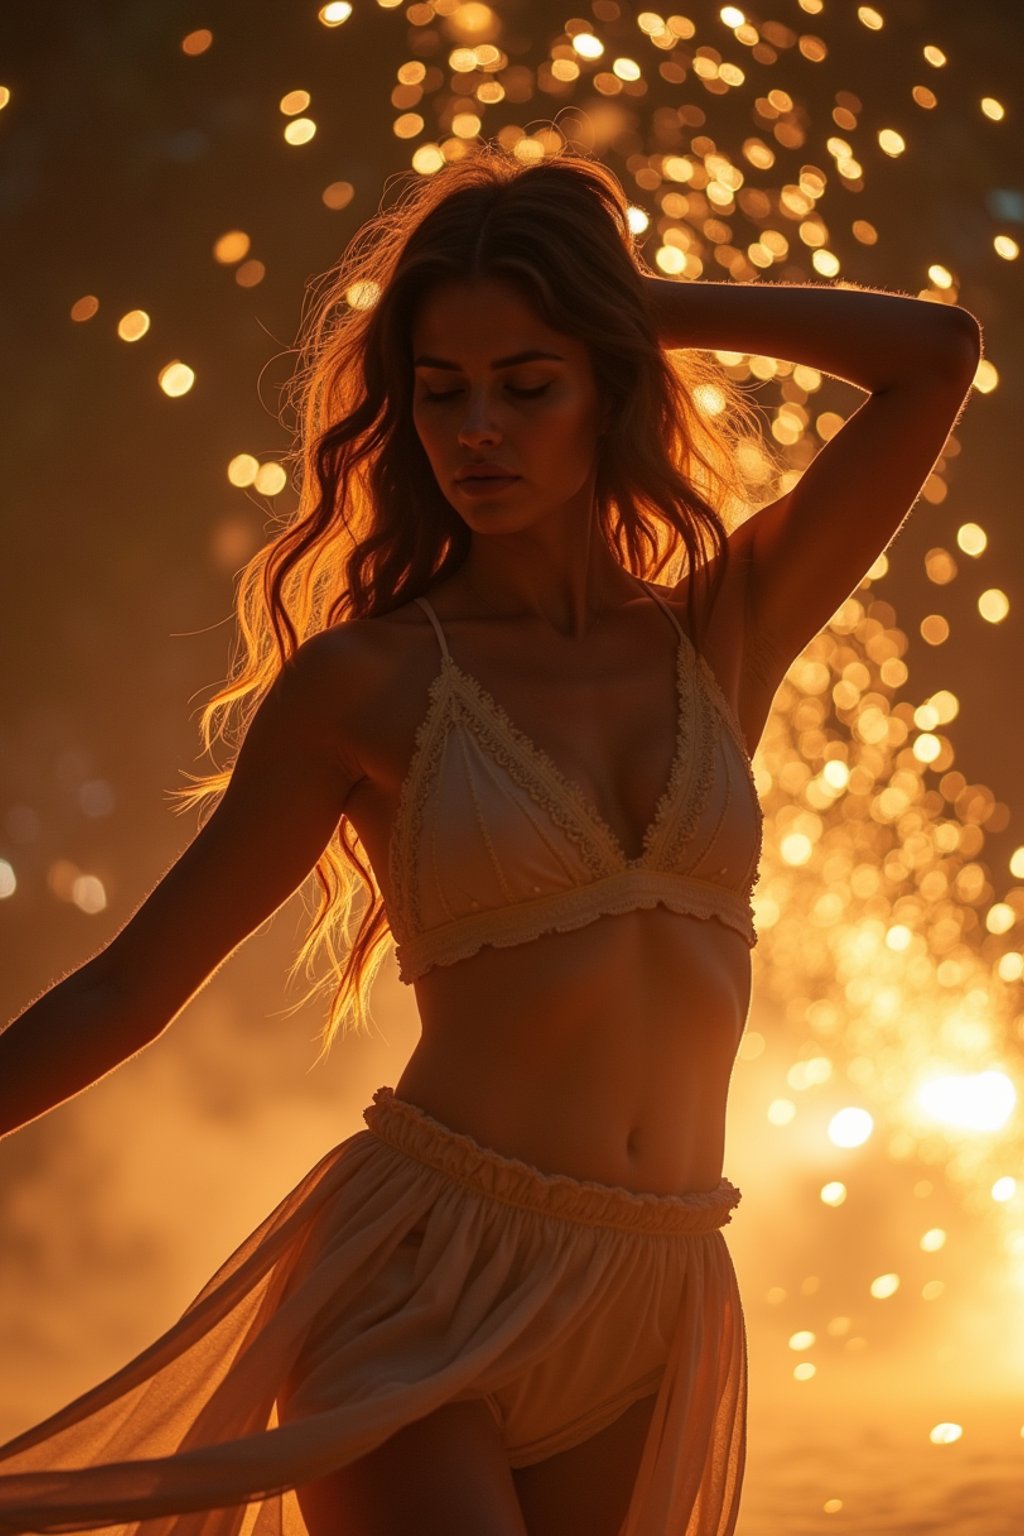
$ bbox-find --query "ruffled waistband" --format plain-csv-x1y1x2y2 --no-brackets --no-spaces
362,1087,741,1236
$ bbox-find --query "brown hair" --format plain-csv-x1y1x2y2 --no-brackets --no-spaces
170,139,777,1058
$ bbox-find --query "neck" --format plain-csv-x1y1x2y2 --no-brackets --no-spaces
453,505,644,641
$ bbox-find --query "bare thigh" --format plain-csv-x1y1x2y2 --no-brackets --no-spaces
293,1398,528,1536
512,1391,660,1536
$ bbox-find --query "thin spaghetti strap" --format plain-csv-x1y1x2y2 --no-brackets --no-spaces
414,595,451,662
639,578,686,644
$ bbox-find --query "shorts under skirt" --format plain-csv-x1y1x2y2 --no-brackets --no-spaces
0,1086,747,1535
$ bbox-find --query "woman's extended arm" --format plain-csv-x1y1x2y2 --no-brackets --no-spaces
0,632,364,1143
642,273,981,393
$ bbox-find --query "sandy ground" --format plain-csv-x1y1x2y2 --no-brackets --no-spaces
739,1397,1023,1534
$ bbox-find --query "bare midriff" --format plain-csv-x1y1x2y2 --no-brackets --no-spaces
394,909,751,1197
337,574,764,1200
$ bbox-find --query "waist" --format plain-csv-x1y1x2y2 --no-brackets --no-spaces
412,904,751,1031
364,1087,742,1229
400,910,751,1195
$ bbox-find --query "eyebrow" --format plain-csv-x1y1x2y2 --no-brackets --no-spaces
412,349,565,371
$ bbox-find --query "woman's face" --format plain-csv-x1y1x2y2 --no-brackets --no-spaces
410,277,608,534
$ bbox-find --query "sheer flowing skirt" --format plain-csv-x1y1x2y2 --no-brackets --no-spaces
0,1087,747,1535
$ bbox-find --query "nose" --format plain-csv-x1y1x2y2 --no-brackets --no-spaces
455,390,502,445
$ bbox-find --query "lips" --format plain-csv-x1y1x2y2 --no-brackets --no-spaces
457,466,518,481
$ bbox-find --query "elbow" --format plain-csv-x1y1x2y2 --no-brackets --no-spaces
946,304,983,369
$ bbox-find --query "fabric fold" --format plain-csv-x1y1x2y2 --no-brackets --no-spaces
0,1087,746,1536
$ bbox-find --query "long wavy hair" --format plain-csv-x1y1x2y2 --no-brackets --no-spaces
170,139,778,1058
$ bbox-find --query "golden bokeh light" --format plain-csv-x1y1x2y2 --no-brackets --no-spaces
828,1107,873,1148
957,522,987,556
977,588,1009,624
572,33,604,61
318,2,353,25
254,462,288,496
283,117,317,145
322,180,355,210
70,295,99,322
181,29,212,56
158,361,195,397
116,309,150,342
234,259,266,288
227,454,260,488
213,230,251,264
279,90,311,116
917,1072,1016,1132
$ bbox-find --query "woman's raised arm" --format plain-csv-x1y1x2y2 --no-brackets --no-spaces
0,631,365,1142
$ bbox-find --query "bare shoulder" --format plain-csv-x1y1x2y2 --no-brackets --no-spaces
298,597,433,678
286,599,437,771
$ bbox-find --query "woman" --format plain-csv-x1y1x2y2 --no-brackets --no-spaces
0,142,981,1534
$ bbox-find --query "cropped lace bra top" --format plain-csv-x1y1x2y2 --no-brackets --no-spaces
384,579,763,983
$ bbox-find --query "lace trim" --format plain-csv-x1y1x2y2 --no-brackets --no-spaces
445,654,689,871
388,637,765,946
448,667,618,878
652,634,716,869
388,665,455,936
634,639,695,866
394,870,757,983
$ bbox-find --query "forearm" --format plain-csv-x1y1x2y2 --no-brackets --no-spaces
644,274,981,394
0,962,154,1142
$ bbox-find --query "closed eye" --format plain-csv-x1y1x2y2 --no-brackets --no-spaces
420,384,551,403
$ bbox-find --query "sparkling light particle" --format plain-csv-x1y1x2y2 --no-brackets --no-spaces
181,29,212,56
227,454,260,488
978,588,1010,623
280,90,311,116
116,309,150,343
70,295,100,322
322,181,355,210
768,1099,797,1127
254,463,288,496
72,875,107,915
573,33,604,60
957,522,987,556
284,118,317,146
318,3,353,26
828,1108,874,1148
158,362,195,397
213,231,251,264
918,1072,1017,1132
